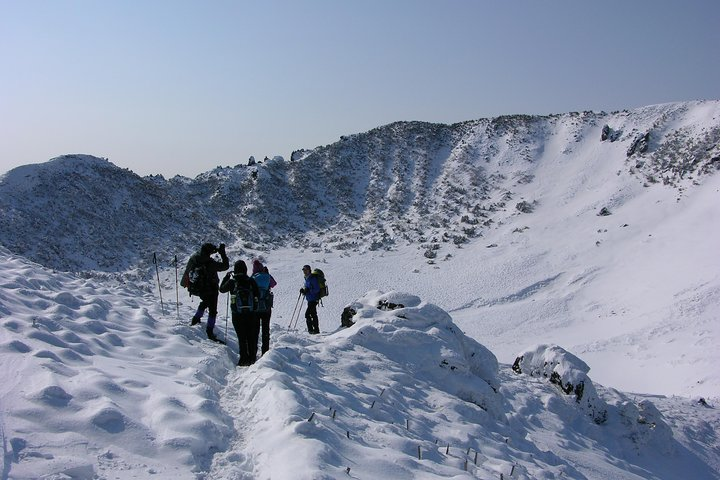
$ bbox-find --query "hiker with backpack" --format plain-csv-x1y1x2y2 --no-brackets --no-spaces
251,260,276,355
300,264,321,334
220,260,260,366
180,242,229,342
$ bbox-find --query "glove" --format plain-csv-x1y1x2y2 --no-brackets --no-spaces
223,271,232,280
300,288,306,294
218,243,226,253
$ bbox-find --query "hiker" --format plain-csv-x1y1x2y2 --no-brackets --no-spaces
181,242,229,341
251,260,277,355
220,260,260,366
300,264,321,334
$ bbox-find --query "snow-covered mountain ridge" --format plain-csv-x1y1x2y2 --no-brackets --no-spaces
1,101,718,274
1,100,720,478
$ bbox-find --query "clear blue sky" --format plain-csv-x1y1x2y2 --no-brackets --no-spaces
2,0,718,177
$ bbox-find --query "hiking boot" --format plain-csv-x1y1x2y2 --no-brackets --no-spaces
190,317,201,326
206,329,218,341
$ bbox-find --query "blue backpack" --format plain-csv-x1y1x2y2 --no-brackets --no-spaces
252,272,274,313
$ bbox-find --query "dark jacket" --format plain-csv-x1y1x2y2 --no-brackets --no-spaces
220,272,260,312
181,249,229,296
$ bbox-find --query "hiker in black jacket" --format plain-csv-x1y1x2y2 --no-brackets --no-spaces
181,242,229,341
220,260,260,366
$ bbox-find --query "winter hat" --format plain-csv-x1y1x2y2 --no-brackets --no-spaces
302,264,311,272
252,259,264,275
201,243,217,256
234,260,247,274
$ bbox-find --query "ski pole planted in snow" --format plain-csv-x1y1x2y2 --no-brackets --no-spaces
225,293,230,340
153,253,165,315
174,254,179,320
288,292,303,330
291,296,306,331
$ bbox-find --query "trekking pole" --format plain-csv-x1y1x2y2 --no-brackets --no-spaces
291,296,306,331
225,293,230,340
174,254,179,320
287,293,299,330
288,292,302,331
153,253,166,315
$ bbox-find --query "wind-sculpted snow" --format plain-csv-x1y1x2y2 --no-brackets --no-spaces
1,101,718,274
207,290,714,479
0,247,235,478
1,246,718,479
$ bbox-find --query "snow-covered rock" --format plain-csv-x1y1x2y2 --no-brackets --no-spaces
512,344,607,423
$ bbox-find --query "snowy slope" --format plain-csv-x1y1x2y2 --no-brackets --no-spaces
1,251,718,479
0,247,233,478
1,101,719,478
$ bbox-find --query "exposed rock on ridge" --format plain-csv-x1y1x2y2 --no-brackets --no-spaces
1,101,718,273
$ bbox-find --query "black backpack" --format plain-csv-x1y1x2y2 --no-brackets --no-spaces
312,269,329,298
231,277,255,313
187,262,209,296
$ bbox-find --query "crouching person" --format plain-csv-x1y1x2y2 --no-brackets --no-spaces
220,260,260,366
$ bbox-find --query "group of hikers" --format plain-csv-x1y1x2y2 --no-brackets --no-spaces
179,242,323,366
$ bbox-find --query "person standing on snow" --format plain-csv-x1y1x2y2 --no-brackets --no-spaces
220,260,260,366
251,260,277,355
300,264,320,334
181,242,229,341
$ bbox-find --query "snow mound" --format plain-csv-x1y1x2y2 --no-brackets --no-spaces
210,290,504,479
344,290,501,413
207,290,715,479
